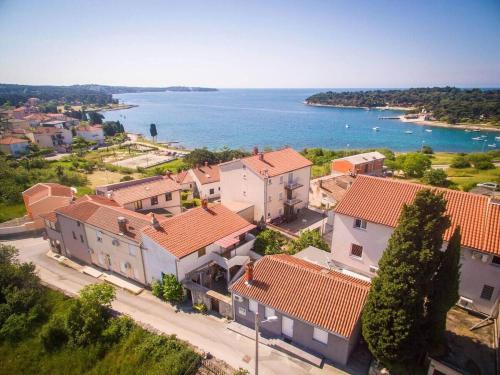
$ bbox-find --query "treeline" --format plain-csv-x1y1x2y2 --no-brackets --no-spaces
306,87,500,124
184,147,251,167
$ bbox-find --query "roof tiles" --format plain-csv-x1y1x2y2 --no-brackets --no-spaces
242,148,312,178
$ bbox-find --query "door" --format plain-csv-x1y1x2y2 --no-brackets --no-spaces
281,316,294,338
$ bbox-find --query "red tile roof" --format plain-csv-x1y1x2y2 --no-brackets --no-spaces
109,176,181,205
190,164,220,185
23,183,73,205
0,136,29,145
74,194,120,206
174,170,194,184
242,148,312,178
334,175,500,255
142,204,252,258
231,255,370,338
40,211,57,223
56,200,152,243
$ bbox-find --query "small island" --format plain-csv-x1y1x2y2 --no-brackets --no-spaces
305,87,500,129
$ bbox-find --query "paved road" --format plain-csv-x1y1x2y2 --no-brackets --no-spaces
4,236,351,375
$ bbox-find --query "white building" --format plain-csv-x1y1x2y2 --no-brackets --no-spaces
219,147,312,223
76,125,105,145
330,175,500,316
188,163,221,200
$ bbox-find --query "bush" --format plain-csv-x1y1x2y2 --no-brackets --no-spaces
421,169,449,187
475,160,495,170
120,175,134,182
40,316,68,351
289,230,329,254
0,313,30,341
101,316,134,344
450,155,470,168
421,145,434,154
151,275,184,304
254,229,289,255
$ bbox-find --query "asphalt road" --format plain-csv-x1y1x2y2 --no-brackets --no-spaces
4,236,350,375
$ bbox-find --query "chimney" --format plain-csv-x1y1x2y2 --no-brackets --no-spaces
245,261,254,285
252,146,259,155
201,198,208,210
258,152,264,161
165,170,172,178
150,213,161,230
117,216,127,234
204,161,208,167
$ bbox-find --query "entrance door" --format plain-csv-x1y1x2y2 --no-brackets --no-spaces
281,316,294,338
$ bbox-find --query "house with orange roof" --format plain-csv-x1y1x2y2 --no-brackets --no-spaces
0,136,30,156
26,126,72,152
76,124,105,145
22,182,74,229
219,147,312,223
173,170,195,191
331,151,385,176
188,162,221,200
95,175,182,215
330,175,500,315
231,254,370,366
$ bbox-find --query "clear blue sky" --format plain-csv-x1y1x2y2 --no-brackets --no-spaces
0,0,499,88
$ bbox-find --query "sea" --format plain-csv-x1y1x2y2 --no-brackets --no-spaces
104,89,499,152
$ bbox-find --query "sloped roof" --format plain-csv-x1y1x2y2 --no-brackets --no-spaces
190,164,220,185
0,136,29,145
231,254,370,338
174,170,194,184
74,194,120,206
334,175,500,255
242,148,312,178
142,204,252,258
109,176,181,205
334,151,386,165
23,183,73,205
317,175,355,202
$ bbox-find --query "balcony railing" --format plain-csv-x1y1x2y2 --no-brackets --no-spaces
284,197,302,206
210,233,256,270
284,180,303,190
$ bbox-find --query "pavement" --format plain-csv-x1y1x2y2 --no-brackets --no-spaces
3,236,357,375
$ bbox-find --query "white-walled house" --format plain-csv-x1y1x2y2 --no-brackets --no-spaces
330,175,500,315
76,124,105,145
219,147,312,223
189,163,221,200
141,203,256,284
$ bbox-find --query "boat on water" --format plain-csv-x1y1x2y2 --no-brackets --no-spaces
472,137,483,141
496,136,500,141
472,129,481,132
404,130,413,134
345,124,350,128
487,144,497,148
464,129,472,133
425,129,432,133
372,127,380,131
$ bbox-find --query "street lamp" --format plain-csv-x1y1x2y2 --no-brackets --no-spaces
255,312,278,375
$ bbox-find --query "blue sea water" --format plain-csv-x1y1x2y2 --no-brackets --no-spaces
105,89,499,152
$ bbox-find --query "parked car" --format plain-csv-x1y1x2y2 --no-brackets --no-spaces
476,182,498,190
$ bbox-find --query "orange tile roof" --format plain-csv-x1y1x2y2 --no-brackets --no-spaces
109,176,181,205
174,170,194,184
318,175,355,202
231,255,370,338
56,200,152,243
190,164,220,185
74,194,120,206
142,204,252,258
242,148,312,178
23,183,73,205
0,136,29,145
40,211,57,223
334,175,500,255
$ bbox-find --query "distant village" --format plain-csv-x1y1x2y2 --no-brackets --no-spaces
1,96,498,375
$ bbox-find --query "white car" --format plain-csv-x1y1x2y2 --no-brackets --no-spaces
476,182,498,190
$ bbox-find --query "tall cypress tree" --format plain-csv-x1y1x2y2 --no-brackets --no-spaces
425,226,461,356
361,190,450,372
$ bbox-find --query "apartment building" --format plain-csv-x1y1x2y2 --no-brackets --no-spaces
330,175,500,315
220,147,312,223
0,136,30,156
231,255,370,366
189,162,221,200
331,151,385,176
75,124,105,145
95,175,182,215
27,126,72,152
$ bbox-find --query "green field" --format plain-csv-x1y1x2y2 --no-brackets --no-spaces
0,202,26,223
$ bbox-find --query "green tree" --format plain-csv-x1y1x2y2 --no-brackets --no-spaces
450,155,470,168
361,190,450,372
421,145,434,154
254,229,288,255
421,169,448,187
161,274,184,304
71,136,90,156
394,152,431,178
425,227,461,356
88,111,104,125
150,123,158,142
289,230,329,254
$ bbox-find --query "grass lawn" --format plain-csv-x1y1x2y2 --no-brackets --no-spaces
145,158,189,174
311,164,329,179
0,202,26,223
446,166,500,190
430,152,458,165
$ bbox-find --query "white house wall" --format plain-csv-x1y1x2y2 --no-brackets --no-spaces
141,233,178,283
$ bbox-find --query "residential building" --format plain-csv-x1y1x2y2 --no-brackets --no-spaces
231,254,370,366
189,162,221,200
141,203,256,285
331,175,500,315
219,147,312,223
95,175,182,215
331,151,385,176
76,124,105,145
309,174,354,209
27,126,72,152
22,183,74,229
173,170,195,191
0,136,30,156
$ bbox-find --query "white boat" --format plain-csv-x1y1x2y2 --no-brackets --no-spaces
425,129,432,133
496,136,500,141
404,130,413,134
472,129,481,132
464,129,472,133
372,127,380,131
487,144,497,148
472,137,482,141
345,124,350,128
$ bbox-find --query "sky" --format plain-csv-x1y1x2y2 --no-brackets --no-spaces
0,0,499,88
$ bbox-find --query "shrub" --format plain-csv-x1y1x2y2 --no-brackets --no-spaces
421,145,434,154
289,230,329,254
151,279,163,299
101,316,134,344
421,169,449,187
193,303,207,314
450,155,470,168
475,160,495,170
40,315,68,351
162,275,184,304
120,175,134,182
0,313,30,341
254,229,289,255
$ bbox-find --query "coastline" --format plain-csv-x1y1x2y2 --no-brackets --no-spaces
304,101,414,111
97,104,138,113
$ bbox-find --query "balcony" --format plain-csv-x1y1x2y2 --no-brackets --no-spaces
284,197,302,206
284,180,303,190
212,232,256,270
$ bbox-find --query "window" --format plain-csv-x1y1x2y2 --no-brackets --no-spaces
480,285,494,300
198,247,206,257
279,176,284,184
112,238,120,246
354,218,367,230
279,192,283,201
96,231,103,242
218,187,220,191
313,327,328,344
209,188,215,195
238,307,246,316
151,196,158,205
265,307,275,318
249,299,258,313
492,256,500,266
243,173,247,180
134,200,142,210
268,179,272,185
72,231,76,240
77,221,81,227
80,234,84,243
350,244,363,258
243,191,246,196
128,244,137,257
165,192,172,201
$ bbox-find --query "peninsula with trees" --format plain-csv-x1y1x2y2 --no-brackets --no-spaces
305,87,500,128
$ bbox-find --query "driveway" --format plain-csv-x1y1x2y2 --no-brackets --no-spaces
3,236,357,375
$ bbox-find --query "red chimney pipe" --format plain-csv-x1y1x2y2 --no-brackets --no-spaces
201,198,208,210
204,161,208,167
245,261,254,285
258,152,264,161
